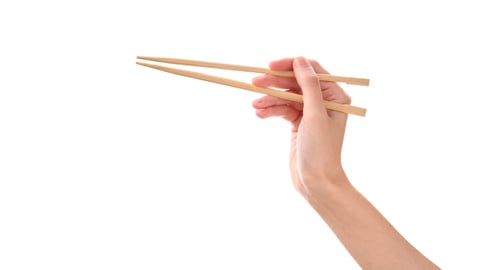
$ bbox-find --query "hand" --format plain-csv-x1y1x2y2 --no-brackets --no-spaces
252,57,352,197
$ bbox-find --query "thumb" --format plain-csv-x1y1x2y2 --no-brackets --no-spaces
293,57,326,116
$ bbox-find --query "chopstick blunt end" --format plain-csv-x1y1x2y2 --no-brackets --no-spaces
356,108,367,117
347,78,370,86
323,101,367,117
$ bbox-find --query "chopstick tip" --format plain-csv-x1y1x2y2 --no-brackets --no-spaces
136,61,149,67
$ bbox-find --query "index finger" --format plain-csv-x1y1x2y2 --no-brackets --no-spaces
268,58,295,71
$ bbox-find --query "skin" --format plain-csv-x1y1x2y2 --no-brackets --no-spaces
251,57,440,270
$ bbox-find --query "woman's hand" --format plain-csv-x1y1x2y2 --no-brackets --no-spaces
252,57,351,197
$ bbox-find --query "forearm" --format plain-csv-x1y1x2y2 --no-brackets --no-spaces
305,175,440,270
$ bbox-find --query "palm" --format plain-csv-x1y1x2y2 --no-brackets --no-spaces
289,132,305,194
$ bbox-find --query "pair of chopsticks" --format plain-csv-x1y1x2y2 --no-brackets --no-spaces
136,56,369,117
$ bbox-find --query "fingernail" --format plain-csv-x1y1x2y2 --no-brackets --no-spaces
254,99,263,105
252,76,263,84
294,57,311,68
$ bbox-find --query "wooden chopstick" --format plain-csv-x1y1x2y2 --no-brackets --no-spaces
137,56,370,86
136,61,367,117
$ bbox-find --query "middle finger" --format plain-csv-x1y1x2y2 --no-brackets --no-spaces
252,74,301,91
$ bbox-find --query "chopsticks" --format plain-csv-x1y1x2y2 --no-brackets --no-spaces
136,56,369,117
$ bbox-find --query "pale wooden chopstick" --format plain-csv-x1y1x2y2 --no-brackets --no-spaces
136,61,367,117
136,56,369,86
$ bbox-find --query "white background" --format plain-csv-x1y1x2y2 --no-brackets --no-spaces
1,1,479,269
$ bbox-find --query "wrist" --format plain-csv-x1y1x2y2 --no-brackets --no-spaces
300,169,352,206
300,165,348,190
